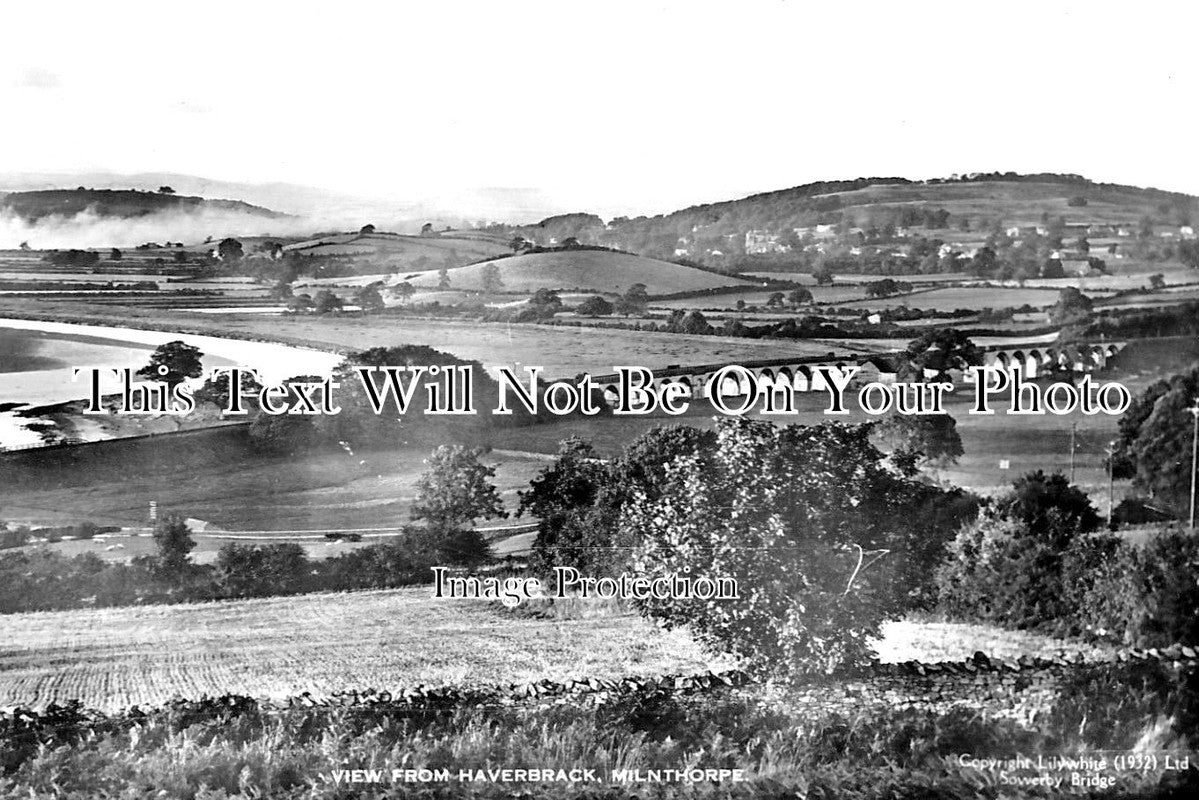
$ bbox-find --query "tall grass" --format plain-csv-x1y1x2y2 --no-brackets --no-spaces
3,660,1195,798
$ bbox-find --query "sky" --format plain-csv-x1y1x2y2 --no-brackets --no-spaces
2,0,1197,220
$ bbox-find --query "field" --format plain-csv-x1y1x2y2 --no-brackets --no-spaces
835,285,1065,311
0,588,725,712
403,250,757,295
0,588,1114,713
0,298,898,377
284,231,511,268
0,435,545,534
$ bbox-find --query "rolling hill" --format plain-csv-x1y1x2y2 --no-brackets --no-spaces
283,230,511,270
0,188,285,222
400,249,760,295
505,174,1199,264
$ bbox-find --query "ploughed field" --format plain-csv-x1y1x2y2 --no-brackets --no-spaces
0,588,726,712
0,588,1110,713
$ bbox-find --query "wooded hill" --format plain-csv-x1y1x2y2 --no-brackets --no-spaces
0,189,285,222
499,173,1199,263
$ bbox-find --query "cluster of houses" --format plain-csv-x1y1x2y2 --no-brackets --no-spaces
685,220,1197,261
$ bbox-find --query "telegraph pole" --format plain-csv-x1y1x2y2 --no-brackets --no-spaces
1105,440,1117,529
1069,421,1077,484
1189,398,1199,531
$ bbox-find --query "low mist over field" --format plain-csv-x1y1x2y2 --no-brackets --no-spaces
0,205,333,250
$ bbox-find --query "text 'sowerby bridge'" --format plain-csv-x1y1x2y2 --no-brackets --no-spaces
584,341,1127,405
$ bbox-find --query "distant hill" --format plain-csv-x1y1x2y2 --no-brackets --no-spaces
401,248,759,295
504,174,1199,264
0,188,285,222
283,230,512,270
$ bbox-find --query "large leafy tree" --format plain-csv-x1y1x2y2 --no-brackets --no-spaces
623,418,943,676
137,340,204,388
411,445,507,529
523,427,717,576
520,437,615,575
1110,367,1199,516
904,328,982,382
411,445,507,568
876,413,964,474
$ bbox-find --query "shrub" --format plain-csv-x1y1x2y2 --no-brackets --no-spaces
314,537,436,591
216,543,311,598
936,513,1072,629
1077,530,1199,646
995,470,1100,546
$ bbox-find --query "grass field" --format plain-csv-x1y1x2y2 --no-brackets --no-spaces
284,231,510,268
403,250,757,295
0,588,1116,713
0,440,545,533
835,286,1066,311
0,299,896,378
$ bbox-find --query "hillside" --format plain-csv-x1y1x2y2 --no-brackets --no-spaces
283,230,511,270
400,248,759,295
506,174,1199,265
0,188,285,222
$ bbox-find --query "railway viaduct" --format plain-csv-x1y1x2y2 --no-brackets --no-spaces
588,341,1126,404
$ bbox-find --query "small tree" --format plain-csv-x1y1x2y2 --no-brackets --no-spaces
576,295,614,316
995,470,1100,547
313,289,343,314
787,287,813,306
411,446,507,567
360,223,376,234
1041,258,1066,279
677,309,711,334
530,288,563,309
1049,287,1093,324
766,292,785,307
109,248,122,261
437,267,451,290
288,293,314,313
194,368,262,410
138,340,204,388
391,281,416,302
904,328,981,382
152,514,195,578
1148,273,1165,291
217,238,244,263
353,284,385,312
158,186,176,195
480,262,503,293
269,280,294,301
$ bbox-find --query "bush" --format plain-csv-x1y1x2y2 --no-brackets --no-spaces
1076,530,1199,646
936,513,1071,629
216,543,312,598
315,537,436,590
